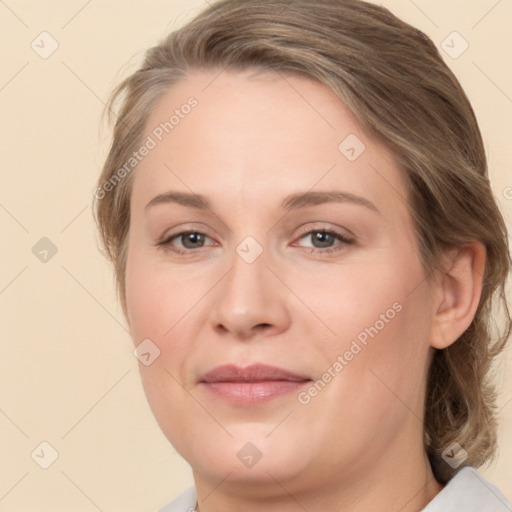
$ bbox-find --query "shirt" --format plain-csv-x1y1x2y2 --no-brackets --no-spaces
155,466,512,512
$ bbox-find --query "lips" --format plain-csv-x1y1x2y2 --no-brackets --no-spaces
199,364,311,406
201,363,311,383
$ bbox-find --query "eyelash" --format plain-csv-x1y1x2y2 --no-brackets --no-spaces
157,227,354,256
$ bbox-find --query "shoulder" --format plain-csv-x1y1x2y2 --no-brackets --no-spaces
155,485,197,512
422,466,511,512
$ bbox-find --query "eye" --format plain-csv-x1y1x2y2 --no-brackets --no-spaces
157,230,216,254
157,227,354,256
294,228,354,254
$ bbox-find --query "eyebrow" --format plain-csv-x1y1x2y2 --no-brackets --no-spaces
145,190,381,215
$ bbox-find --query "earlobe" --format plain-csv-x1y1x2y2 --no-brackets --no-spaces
430,242,486,350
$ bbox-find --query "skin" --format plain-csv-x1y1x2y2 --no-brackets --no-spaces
124,68,485,512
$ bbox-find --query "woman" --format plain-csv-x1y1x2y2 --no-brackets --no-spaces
93,0,512,510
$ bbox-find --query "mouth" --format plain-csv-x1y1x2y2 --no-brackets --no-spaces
199,363,312,406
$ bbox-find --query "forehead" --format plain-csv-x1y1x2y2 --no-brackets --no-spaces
144,67,366,150
130,68,407,219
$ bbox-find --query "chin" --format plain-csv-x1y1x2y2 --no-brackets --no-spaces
167,420,300,475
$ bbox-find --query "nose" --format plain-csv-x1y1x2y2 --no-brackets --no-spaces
208,244,291,340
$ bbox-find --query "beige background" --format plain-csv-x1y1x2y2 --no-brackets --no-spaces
0,0,511,510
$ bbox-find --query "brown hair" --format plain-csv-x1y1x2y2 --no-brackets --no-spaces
93,0,511,484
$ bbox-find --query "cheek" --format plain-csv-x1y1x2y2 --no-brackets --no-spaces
308,253,432,405
125,246,208,399
125,246,201,340
300,294,432,453
336,288,432,422
308,260,421,350
125,249,202,447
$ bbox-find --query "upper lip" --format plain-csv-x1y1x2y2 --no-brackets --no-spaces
200,364,311,383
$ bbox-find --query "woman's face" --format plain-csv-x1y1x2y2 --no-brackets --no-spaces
125,69,438,492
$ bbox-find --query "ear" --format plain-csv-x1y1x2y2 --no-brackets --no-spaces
430,242,486,350
123,297,132,330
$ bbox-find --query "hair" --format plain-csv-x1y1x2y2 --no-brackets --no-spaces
93,0,511,485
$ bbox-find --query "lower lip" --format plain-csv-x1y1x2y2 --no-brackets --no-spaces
201,380,310,406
